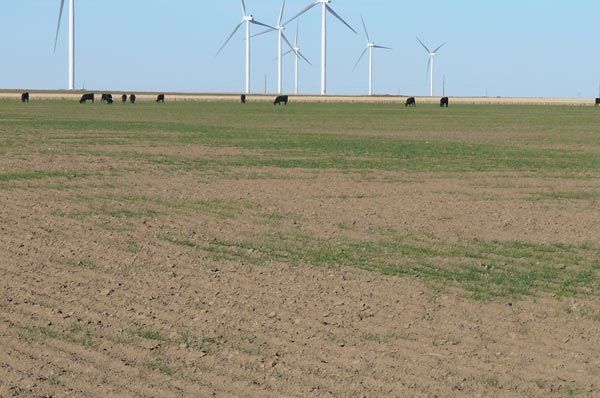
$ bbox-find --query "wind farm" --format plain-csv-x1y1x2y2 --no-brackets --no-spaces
1,2,600,398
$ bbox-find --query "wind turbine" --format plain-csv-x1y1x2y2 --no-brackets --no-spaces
285,0,357,95
53,0,75,90
353,15,391,96
416,37,446,97
217,0,275,94
284,21,313,95
253,0,295,94
259,14,313,95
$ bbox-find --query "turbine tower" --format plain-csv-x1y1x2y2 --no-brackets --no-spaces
276,1,286,94
54,0,75,90
285,0,356,95
353,15,391,96
416,38,446,97
217,0,275,94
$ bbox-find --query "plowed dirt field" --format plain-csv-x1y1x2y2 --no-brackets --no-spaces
1,101,599,397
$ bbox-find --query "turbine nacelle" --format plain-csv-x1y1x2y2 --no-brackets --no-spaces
244,15,254,22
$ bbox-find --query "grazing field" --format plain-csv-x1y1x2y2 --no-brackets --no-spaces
0,100,599,397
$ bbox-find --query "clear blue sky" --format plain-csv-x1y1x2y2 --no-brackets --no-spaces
1,0,599,97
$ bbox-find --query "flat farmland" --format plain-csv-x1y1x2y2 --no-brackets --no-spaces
0,100,599,397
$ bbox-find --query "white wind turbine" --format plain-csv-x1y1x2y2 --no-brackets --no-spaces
285,0,357,95
253,0,294,94
256,4,312,95
217,0,275,94
284,21,313,95
353,15,391,96
53,0,75,90
417,37,446,97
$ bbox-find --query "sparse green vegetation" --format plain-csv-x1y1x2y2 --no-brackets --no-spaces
162,235,197,248
361,331,398,343
180,331,221,354
48,373,60,386
528,191,599,201
0,170,90,183
1,100,599,303
135,328,164,341
190,232,600,300
2,101,600,174
17,325,95,348
144,359,175,376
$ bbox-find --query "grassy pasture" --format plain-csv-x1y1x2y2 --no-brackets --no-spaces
1,100,599,301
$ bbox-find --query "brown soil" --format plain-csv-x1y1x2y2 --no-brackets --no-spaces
1,145,599,397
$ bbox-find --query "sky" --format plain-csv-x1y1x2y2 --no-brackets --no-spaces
1,0,599,97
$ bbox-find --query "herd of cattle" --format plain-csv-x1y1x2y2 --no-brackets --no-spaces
18,92,600,107
20,92,163,104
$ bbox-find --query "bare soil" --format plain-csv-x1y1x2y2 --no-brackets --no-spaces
1,141,599,397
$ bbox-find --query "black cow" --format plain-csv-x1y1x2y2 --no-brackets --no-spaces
101,94,113,104
241,94,246,104
440,97,449,107
21,92,29,103
596,98,600,107
130,94,136,104
79,93,95,104
274,95,288,106
156,94,165,103
405,97,416,107
122,94,128,103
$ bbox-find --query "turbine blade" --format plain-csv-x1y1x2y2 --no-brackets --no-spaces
275,49,294,63
53,0,65,52
251,28,275,38
281,33,295,52
241,0,247,16
426,56,431,80
278,0,286,27
250,19,276,30
326,5,357,34
373,45,392,50
433,42,447,53
352,47,368,71
297,50,313,66
294,20,299,47
360,15,370,42
216,21,244,56
283,1,319,26
416,37,431,53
